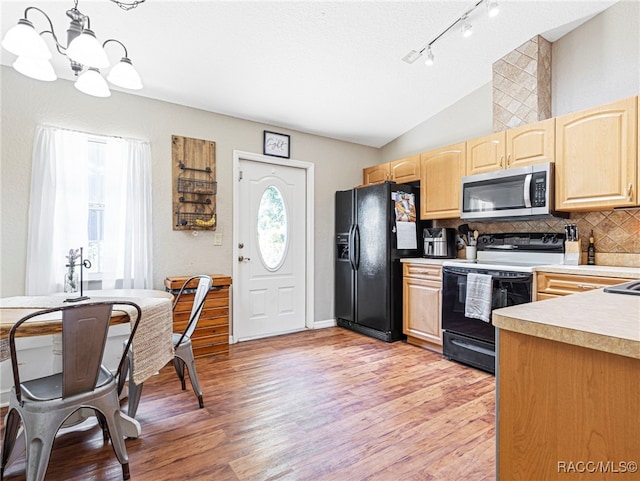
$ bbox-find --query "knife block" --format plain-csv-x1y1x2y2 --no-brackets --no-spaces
564,241,580,265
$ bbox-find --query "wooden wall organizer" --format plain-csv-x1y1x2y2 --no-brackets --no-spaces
172,135,217,230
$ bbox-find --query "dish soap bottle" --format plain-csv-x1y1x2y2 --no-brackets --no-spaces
587,230,596,265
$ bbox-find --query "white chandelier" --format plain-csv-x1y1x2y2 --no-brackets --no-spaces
2,0,143,97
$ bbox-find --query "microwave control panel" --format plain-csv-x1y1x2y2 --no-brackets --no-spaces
532,172,547,207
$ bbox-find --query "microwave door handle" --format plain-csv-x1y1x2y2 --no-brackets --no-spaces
523,173,532,208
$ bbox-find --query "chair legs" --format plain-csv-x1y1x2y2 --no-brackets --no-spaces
1,408,21,481
175,342,204,409
3,388,130,481
126,340,204,414
124,346,144,420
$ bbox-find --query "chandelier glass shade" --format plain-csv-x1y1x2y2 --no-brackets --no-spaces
1,1,143,97
12,56,57,82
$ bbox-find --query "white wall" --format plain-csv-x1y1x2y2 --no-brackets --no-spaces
381,0,640,163
553,0,640,117
0,66,379,323
380,83,493,162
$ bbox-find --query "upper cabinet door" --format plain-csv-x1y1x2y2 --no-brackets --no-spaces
390,155,420,183
466,132,505,175
556,96,638,211
420,142,466,220
506,118,555,169
362,162,390,186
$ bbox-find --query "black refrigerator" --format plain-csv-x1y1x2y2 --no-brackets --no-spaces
335,182,422,342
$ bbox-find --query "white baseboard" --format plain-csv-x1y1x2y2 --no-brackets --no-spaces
313,318,336,329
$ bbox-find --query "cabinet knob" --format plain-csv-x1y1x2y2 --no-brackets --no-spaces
628,183,633,202
507,153,511,167
500,155,504,168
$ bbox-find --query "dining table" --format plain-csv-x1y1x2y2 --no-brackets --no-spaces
0,289,175,443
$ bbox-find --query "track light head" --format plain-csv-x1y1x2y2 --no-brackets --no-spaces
487,0,500,18
461,16,473,38
425,47,434,66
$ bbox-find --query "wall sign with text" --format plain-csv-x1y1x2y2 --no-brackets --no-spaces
263,131,290,158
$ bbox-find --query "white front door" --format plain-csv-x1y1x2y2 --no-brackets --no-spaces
234,153,309,341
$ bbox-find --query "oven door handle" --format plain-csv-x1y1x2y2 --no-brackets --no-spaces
450,338,496,357
443,267,532,282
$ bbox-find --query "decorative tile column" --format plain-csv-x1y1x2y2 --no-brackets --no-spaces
493,35,552,132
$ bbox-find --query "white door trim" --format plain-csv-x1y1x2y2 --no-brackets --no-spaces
231,150,314,344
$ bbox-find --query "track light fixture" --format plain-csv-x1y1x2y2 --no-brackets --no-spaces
1,0,143,97
425,46,435,66
401,0,499,67
460,16,473,38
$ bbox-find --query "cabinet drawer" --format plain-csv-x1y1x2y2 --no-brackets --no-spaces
537,272,633,296
173,315,229,334
403,263,442,281
173,306,229,324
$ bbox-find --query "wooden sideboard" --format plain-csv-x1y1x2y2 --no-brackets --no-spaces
164,274,232,358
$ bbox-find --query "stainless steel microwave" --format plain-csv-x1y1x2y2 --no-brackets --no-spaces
460,162,567,221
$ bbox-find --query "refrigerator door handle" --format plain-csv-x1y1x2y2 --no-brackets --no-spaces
348,224,356,270
354,224,361,269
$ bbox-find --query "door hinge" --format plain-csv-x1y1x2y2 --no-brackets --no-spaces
239,170,243,181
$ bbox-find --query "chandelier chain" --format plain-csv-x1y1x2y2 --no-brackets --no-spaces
109,0,146,11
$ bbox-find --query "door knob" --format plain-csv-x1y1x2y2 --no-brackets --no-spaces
238,256,251,262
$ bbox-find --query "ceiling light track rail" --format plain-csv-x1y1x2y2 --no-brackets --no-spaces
402,0,499,66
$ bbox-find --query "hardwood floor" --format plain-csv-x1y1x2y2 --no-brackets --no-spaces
1,327,495,481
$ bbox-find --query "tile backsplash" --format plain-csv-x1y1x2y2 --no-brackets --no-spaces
435,209,640,267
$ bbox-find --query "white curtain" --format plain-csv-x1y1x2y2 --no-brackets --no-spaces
25,125,153,295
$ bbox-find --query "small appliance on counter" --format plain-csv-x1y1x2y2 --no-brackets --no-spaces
423,227,456,258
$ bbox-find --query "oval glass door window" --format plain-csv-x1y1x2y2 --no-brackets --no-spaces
257,185,288,270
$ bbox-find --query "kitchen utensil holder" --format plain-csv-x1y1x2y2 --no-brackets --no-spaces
564,241,580,265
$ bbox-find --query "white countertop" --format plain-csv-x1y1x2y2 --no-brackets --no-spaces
535,264,640,279
493,288,640,359
400,257,451,266
401,259,640,278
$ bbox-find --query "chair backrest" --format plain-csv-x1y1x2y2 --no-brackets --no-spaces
173,275,213,347
9,300,142,403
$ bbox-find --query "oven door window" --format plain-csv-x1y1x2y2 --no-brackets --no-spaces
442,269,532,343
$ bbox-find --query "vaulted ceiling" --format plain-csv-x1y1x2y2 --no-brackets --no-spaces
0,1,620,147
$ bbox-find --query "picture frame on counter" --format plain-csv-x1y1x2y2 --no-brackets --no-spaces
263,130,290,158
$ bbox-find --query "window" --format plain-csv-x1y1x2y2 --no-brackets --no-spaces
25,125,153,295
87,139,106,275
256,185,288,270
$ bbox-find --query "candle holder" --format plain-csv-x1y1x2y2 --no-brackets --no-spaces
63,247,92,303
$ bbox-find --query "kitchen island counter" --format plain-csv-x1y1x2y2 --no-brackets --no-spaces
493,288,640,359
494,289,640,481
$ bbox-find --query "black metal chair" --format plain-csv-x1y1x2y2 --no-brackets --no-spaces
126,275,212,417
1,301,142,481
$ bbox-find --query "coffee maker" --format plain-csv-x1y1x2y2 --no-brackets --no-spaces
423,227,456,258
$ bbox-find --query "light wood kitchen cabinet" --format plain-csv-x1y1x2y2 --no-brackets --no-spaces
506,118,555,169
362,155,421,186
555,96,638,211
466,118,556,175
466,131,505,175
420,142,466,219
535,271,632,300
403,263,443,352
362,163,390,185
390,155,420,183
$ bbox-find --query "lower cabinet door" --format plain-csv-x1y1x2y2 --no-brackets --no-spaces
403,276,442,351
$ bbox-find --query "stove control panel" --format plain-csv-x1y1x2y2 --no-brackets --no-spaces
477,232,565,253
